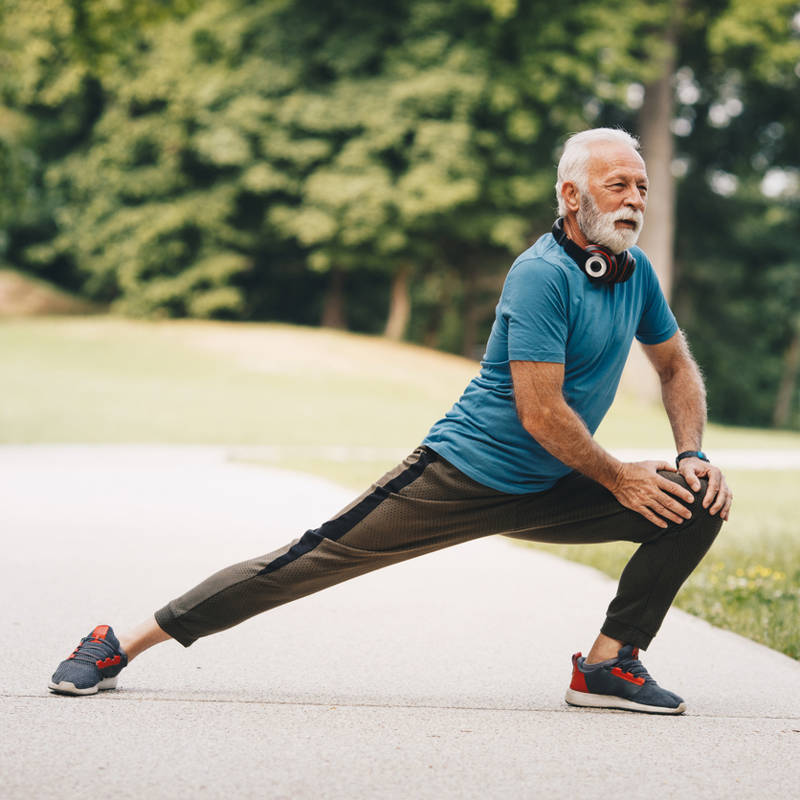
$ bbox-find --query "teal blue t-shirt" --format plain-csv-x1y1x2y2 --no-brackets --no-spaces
422,232,678,494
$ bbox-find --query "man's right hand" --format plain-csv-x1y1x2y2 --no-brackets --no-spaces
610,461,696,528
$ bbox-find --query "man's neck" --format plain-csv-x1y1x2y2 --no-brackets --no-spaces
563,214,590,249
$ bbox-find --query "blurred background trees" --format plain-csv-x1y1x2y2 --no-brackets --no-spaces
1,0,798,428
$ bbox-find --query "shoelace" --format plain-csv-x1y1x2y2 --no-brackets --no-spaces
68,636,116,665
613,654,654,684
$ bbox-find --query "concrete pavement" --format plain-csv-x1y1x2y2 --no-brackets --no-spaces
1,445,799,799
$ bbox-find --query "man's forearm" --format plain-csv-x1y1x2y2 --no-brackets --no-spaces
657,349,732,520
510,358,700,527
519,401,622,490
660,357,707,452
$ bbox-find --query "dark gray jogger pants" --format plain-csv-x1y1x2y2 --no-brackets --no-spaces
154,446,722,650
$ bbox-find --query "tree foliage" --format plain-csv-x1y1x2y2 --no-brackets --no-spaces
1,0,799,426
2,0,670,320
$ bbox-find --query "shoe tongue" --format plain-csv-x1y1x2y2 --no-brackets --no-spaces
617,644,639,660
89,625,119,650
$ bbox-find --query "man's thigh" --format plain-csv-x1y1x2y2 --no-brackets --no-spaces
503,470,696,546
333,453,697,552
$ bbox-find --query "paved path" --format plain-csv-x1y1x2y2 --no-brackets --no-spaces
1,446,798,799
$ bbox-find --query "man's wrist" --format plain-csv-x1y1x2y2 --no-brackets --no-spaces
598,456,625,492
676,450,709,467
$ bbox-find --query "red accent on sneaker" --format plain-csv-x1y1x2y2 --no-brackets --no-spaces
96,655,121,670
569,653,589,693
611,666,646,686
92,625,110,640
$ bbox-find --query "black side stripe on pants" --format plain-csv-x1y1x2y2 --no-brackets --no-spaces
258,448,436,576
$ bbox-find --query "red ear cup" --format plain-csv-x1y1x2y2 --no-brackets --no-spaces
584,246,636,284
584,247,614,280
611,249,636,283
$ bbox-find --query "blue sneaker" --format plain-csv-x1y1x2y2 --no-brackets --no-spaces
565,644,686,714
49,625,128,696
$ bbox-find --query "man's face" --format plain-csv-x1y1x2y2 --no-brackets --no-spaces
576,143,648,253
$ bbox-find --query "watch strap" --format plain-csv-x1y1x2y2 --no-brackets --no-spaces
676,450,709,467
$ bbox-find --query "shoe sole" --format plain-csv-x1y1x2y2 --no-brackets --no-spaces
565,688,686,715
48,676,119,696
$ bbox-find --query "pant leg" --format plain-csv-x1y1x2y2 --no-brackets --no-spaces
155,446,523,646
505,470,723,649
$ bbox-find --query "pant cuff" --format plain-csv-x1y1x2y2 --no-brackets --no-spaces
154,605,198,648
600,618,654,650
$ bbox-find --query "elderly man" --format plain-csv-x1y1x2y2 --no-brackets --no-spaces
50,128,731,714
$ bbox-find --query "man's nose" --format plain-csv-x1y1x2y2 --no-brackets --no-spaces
624,186,646,211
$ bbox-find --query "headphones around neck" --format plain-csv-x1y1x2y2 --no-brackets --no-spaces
551,217,636,285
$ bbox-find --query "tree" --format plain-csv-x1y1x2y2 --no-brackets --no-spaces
3,0,681,335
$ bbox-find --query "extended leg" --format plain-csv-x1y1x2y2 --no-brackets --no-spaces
153,447,517,647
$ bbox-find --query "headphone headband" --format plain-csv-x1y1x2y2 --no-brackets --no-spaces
551,218,636,285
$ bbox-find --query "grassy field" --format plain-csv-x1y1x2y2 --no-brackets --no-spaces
2,316,799,657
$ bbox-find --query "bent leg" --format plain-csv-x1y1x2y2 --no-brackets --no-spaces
600,473,722,647
506,470,723,650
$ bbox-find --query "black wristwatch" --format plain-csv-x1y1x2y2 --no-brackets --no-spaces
675,450,709,467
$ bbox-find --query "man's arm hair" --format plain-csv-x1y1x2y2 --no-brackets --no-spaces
509,360,623,490
641,330,733,520
640,330,706,452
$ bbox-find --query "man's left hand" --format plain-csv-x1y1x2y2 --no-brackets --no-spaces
677,457,732,521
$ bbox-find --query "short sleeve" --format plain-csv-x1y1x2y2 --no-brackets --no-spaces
503,258,568,363
634,253,679,345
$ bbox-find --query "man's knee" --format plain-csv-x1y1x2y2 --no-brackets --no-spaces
657,471,723,536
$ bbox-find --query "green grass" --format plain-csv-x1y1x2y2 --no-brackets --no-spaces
0,317,475,446
3,316,799,658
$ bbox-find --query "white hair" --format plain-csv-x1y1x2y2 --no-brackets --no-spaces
555,128,640,216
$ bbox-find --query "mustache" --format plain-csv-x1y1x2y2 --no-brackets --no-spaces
612,208,644,228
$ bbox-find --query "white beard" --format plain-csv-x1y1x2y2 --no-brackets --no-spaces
577,191,644,253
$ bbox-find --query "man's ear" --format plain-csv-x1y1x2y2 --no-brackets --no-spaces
561,181,581,213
